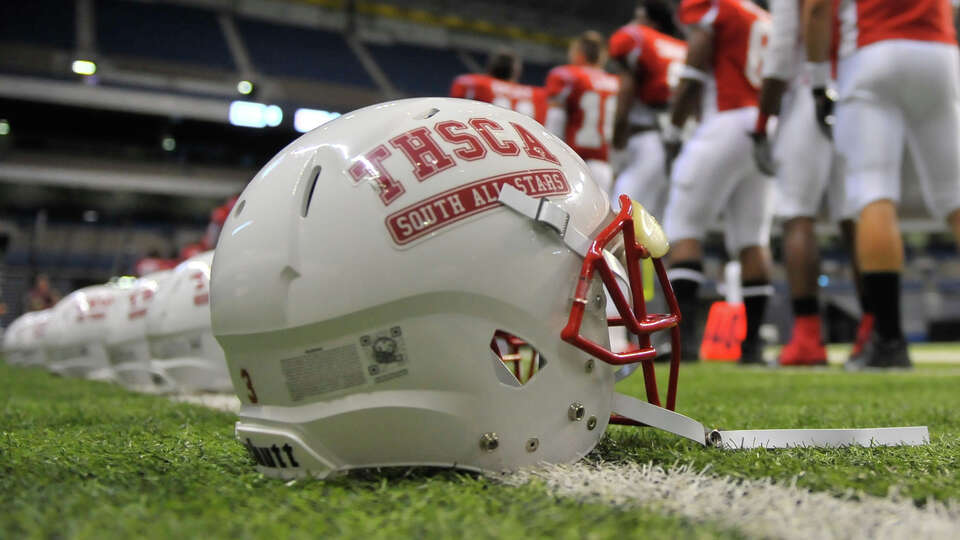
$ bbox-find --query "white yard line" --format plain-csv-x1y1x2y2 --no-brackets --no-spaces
499,462,960,540
181,391,960,538
825,346,960,364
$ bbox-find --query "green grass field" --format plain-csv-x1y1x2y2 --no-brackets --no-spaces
2,356,959,538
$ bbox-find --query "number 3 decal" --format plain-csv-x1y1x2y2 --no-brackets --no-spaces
240,368,258,403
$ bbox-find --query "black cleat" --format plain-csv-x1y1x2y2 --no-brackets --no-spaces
845,333,911,371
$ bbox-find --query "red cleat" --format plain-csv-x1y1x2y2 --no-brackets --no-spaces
779,315,828,366
850,313,875,358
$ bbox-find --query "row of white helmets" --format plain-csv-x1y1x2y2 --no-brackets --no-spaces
2,250,230,393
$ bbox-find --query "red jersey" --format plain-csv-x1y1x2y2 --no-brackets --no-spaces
608,24,688,107
544,64,620,161
678,0,771,112
836,0,957,58
449,73,548,124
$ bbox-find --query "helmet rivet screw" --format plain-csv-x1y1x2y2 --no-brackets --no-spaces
568,402,585,421
479,432,499,452
584,359,595,373
525,438,539,452
587,416,598,430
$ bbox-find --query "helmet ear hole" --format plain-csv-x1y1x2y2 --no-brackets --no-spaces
490,330,548,386
301,166,321,218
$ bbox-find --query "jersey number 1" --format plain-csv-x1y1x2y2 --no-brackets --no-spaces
574,91,616,149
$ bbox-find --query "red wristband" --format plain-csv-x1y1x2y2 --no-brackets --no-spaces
754,112,769,135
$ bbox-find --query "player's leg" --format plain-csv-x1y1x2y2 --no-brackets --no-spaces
903,43,960,248
612,130,669,219
838,218,872,356
834,43,909,369
773,85,835,365
726,163,775,365
664,112,749,362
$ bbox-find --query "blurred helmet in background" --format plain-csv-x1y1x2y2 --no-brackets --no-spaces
146,250,230,393
105,270,176,392
46,284,121,380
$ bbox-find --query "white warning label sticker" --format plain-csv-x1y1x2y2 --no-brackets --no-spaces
281,344,366,402
281,326,411,402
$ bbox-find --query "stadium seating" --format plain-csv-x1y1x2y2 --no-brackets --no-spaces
238,18,374,87
96,0,234,70
0,0,75,50
366,41,471,95
518,61,552,87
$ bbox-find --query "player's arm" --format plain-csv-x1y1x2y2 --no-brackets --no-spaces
756,0,797,128
544,68,571,139
664,26,711,161
608,32,637,149
613,71,635,149
751,0,798,174
803,0,835,137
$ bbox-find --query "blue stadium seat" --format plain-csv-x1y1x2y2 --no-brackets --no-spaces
237,18,374,88
519,61,552,87
366,42,467,96
96,0,234,70
0,0,75,49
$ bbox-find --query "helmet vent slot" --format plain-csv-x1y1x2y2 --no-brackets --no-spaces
301,166,321,218
490,330,547,386
416,107,440,119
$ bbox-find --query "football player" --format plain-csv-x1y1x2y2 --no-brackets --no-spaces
804,0,960,369
663,0,774,364
751,0,861,366
545,31,621,192
608,0,687,220
450,48,548,125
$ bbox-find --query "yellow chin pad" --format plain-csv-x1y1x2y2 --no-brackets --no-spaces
631,200,670,258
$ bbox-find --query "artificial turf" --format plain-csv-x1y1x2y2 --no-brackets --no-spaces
1,355,958,538
0,362,737,539
608,361,960,504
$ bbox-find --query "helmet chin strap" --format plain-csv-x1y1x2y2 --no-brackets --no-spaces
497,185,930,451
497,185,593,257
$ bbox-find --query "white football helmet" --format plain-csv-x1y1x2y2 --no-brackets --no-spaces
146,250,231,393
211,98,681,479
46,285,120,379
105,271,177,392
3,310,51,366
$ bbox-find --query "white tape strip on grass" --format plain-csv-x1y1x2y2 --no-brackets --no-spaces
500,463,960,539
170,393,241,412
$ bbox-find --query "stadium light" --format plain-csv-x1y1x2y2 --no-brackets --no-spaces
294,108,341,133
0,119,9,136
72,59,97,76
229,101,283,129
236,80,254,95
264,105,283,127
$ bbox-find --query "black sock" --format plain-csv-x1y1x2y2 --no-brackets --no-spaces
743,280,771,345
668,261,704,334
858,278,872,315
669,261,703,308
792,296,819,317
862,272,903,340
